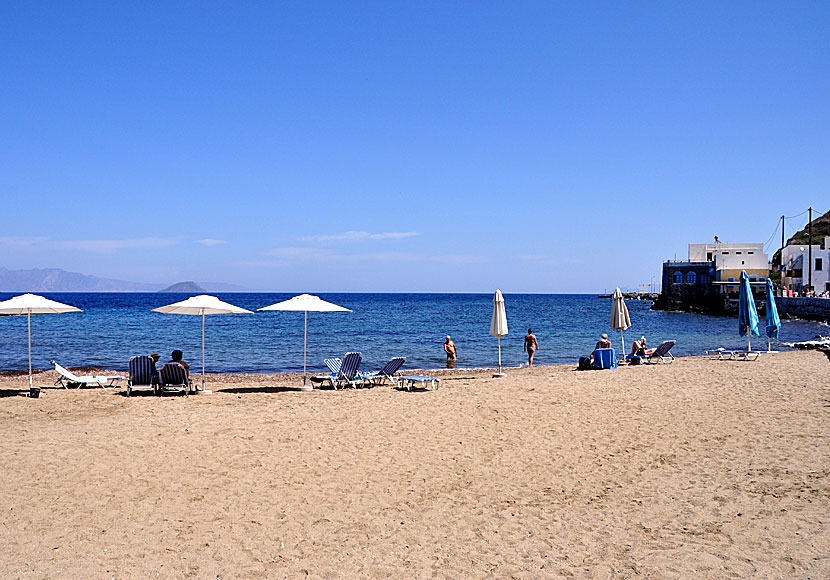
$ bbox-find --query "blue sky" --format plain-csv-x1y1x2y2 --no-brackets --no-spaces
2,1,827,292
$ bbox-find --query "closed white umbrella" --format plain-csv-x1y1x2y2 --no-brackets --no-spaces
258,294,352,389
489,289,508,377
153,295,253,392
610,288,631,358
0,293,82,390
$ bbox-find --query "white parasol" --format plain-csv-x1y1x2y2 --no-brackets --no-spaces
0,293,82,390
610,288,631,358
258,294,352,389
153,295,253,392
489,289,508,377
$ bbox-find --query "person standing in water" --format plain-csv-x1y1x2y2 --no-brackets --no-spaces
524,329,539,366
444,335,457,361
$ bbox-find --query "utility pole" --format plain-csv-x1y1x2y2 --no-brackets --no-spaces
808,206,813,292
781,215,785,257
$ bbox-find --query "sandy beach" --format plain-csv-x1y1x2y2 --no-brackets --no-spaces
0,350,828,579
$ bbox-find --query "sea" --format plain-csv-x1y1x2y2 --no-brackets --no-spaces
0,293,827,374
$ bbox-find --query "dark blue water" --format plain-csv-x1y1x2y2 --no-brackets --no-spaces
0,293,826,374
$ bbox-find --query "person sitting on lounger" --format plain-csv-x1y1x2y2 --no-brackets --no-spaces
149,352,161,383
590,333,612,364
630,336,656,357
167,349,190,375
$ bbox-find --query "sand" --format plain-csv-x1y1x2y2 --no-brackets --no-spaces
0,350,828,579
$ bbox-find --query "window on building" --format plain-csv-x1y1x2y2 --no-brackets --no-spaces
736,251,742,254
701,273,709,284
673,271,683,284
707,252,713,260
748,251,754,254
817,258,823,271
722,251,729,254
686,271,697,284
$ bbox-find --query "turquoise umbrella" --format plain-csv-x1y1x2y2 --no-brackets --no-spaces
765,278,781,352
738,270,760,351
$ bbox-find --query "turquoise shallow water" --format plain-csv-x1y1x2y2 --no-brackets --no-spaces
0,293,826,374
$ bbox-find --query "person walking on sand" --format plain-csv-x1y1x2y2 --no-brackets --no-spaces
524,328,539,366
444,335,457,361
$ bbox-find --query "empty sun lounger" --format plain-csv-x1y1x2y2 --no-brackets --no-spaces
127,355,158,396
51,360,123,389
705,348,759,361
158,362,192,395
361,357,406,386
398,375,440,391
311,352,363,389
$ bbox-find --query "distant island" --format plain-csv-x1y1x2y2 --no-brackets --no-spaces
158,281,206,293
0,267,253,292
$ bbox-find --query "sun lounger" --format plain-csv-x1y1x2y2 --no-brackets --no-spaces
51,360,122,389
398,375,440,391
704,348,760,361
158,362,192,395
643,340,676,364
127,355,158,396
311,352,363,389
361,357,406,386
592,348,617,369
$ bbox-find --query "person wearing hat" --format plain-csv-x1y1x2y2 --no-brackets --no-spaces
589,333,612,365
443,335,457,361
148,352,161,384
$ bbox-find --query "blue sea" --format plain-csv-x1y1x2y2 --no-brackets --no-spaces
0,293,827,374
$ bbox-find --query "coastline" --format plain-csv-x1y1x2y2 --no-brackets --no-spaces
1,350,828,578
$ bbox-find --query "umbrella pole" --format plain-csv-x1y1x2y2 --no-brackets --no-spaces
28,310,32,390
498,336,502,373
620,330,625,361
202,311,206,392
303,310,308,387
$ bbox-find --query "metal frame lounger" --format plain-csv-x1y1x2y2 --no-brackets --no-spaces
158,362,192,396
398,375,440,391
127,355,158,396
361,357,406,386
51,360,123,389
705,348,760,361
311,352,363,389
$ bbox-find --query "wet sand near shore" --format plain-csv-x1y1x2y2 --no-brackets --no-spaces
1,351,828,579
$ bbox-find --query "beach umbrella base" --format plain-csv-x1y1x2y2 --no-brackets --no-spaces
492,372,507,378
297,384,313,391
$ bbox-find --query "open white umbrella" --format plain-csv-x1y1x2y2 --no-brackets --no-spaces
489,289,508,377
0,293,82,390
610,288,631,358
153,295,253,392
258,294,352,389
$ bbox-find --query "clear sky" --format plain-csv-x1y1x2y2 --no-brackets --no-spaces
2,1,827,292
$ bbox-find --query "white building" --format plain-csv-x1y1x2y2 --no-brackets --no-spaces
687,242,769,293
781,236,830,294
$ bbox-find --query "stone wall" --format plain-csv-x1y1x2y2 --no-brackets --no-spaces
776,297,830,322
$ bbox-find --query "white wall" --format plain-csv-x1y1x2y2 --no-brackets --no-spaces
781,243,830,292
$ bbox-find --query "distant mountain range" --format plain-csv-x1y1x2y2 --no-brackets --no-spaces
0,268,252,293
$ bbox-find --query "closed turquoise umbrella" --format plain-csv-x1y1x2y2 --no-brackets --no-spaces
738,270,760,351
765,278,781,352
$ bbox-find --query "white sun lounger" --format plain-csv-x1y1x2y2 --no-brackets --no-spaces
398,375,440,391
51,361,123,389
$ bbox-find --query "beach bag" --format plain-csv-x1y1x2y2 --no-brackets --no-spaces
578,356,592,371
